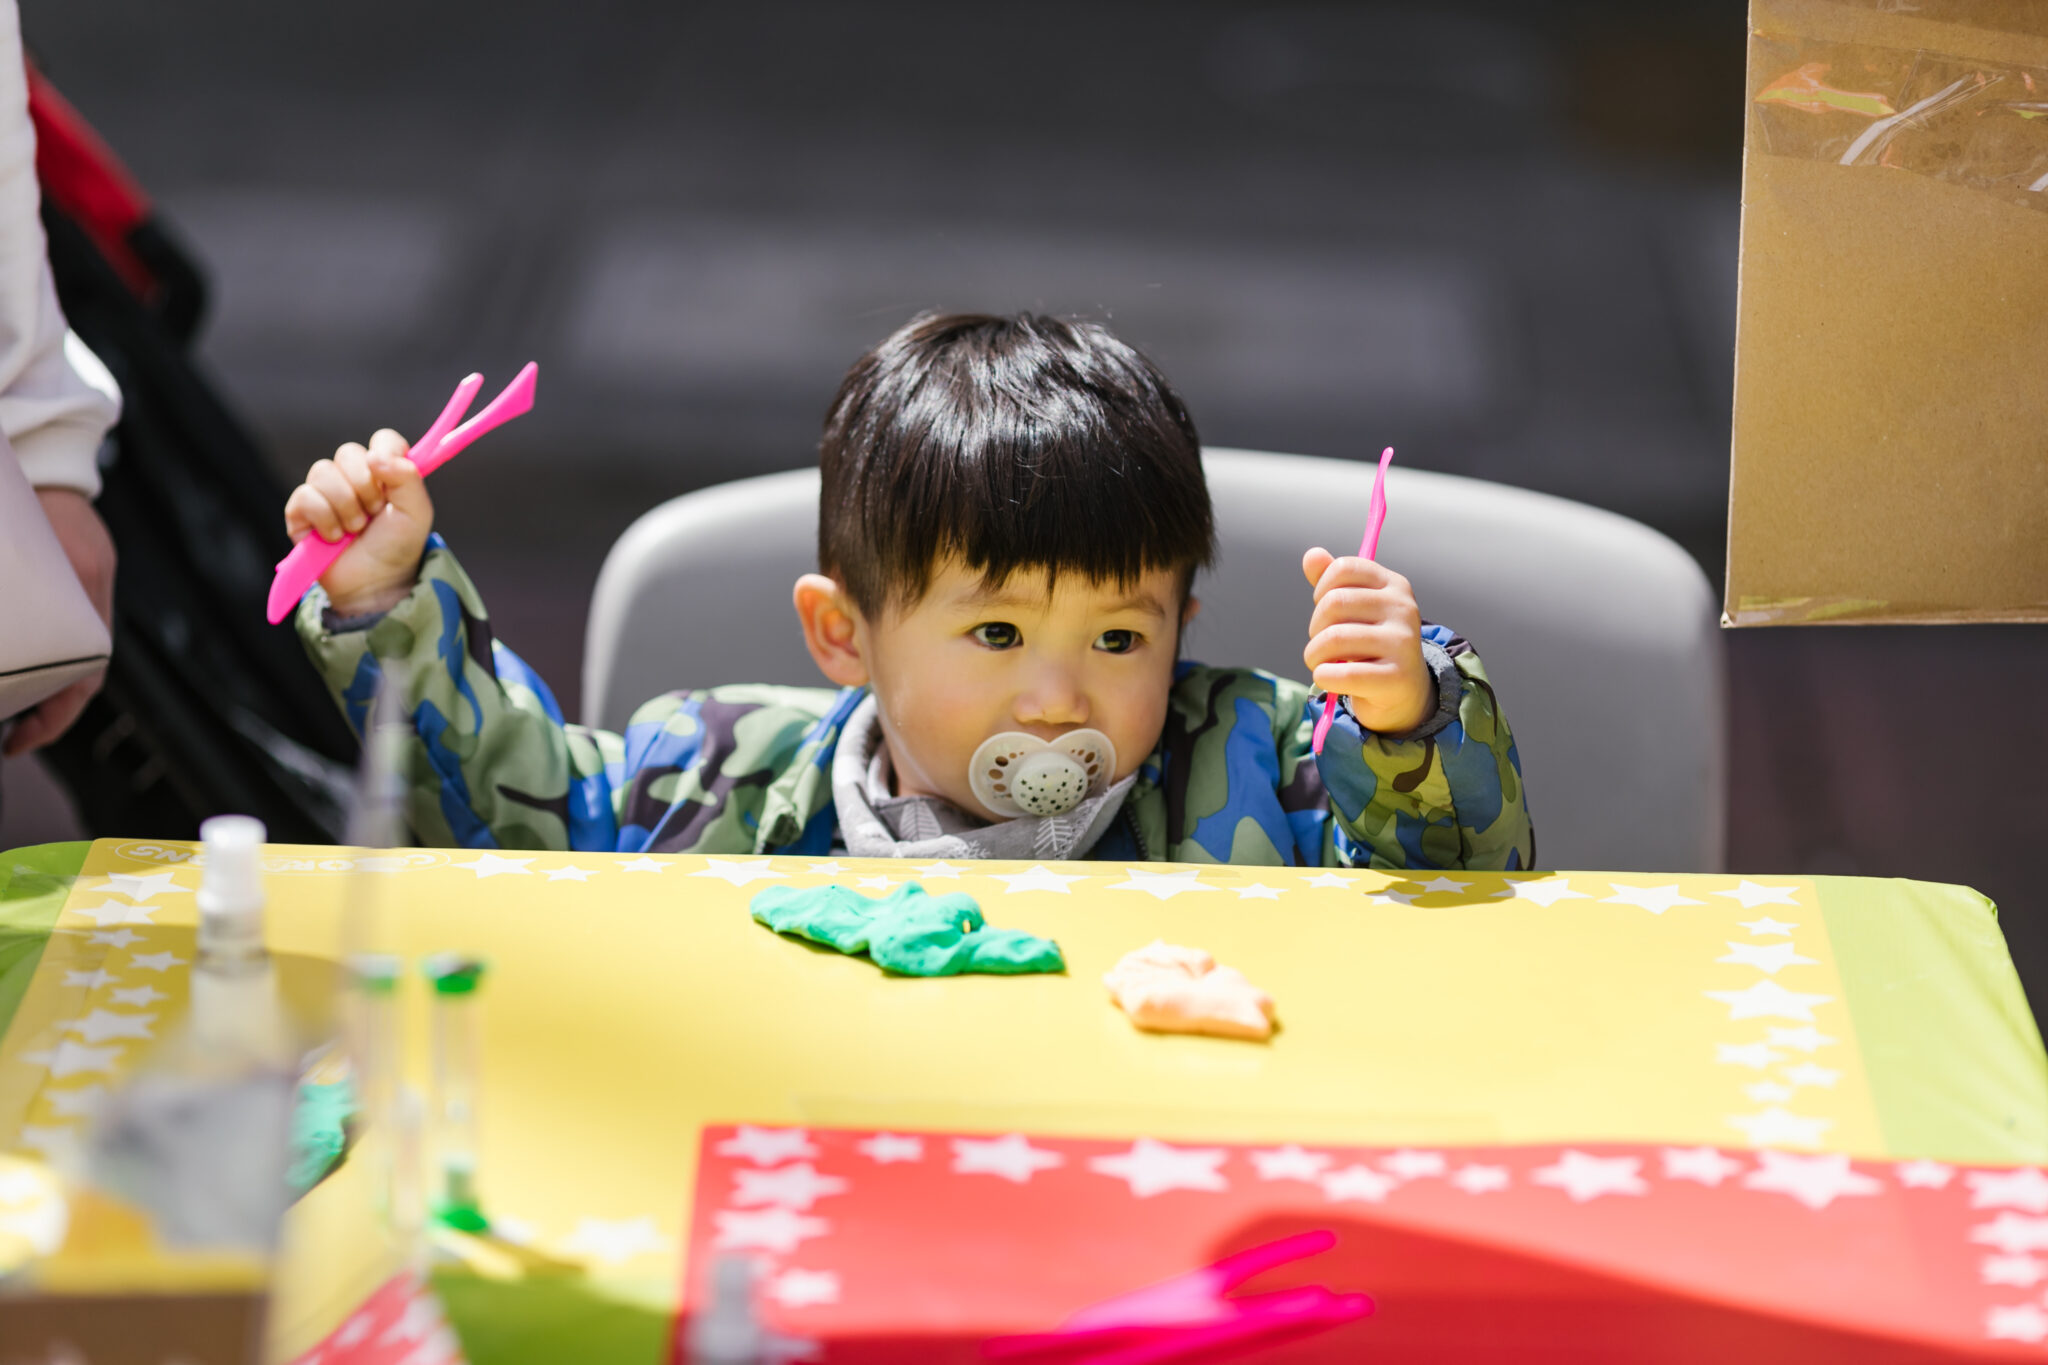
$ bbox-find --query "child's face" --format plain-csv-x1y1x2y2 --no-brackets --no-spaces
797,560,1191,821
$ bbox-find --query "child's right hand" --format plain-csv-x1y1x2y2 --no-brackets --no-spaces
283,429,435,617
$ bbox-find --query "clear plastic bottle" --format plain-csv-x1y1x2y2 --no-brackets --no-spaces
87,815,298,1252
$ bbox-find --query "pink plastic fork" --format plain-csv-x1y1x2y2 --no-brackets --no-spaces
1311,445,1395,755
982,1230,1371,1363
264,362,538,624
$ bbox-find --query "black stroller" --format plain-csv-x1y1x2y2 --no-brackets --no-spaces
28,66,358,843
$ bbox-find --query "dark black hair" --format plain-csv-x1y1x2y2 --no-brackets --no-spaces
818,311,1215,618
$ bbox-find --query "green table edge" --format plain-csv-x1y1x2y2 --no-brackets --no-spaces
1819,874,2048,1164
0,841,91,1039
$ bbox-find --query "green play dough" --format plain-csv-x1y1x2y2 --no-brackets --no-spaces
289,1075,353,1197
750,882,1064,976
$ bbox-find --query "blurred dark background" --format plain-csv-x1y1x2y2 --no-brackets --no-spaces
5,1,2045,1010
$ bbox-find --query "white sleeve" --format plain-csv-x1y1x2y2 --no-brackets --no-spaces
0,0,121,498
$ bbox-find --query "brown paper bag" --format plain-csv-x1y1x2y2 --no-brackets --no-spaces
1726,0,2048,625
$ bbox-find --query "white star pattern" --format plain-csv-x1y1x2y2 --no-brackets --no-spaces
855,876,899,891
1716,941,1818,975
377,1294,445,1346
691,859,786,887
805,861,847,875
856,1133,924,1164
1414,876,1469,893
1896,1160,1955,1190
1662,1147,1744,1187
1379,1150,1448,1180
62,969,119,989
1703,979,1832,1023
544,865,596,882
1968,1169,2048,1214
128,951,186,973
1248,1145,1331,1182
1741,1151,1881,1209
1716,1042,1784,1069
1985,1304,2048,1343
1532,1150,1647,1202
1745,1082,1794,1104
912,861,967,880
730,1164,850,1211
97,871,187,901
1090,1139,1229,1197
1303,872,1351,889
713,1207,829,1255
1490,878,1588,907
1981,1254,2048,1287
561,1215,671,1264
67,901,159,928
1767,1026,1836,1052
1740,917,1799,937
452,853,534,878
1320,1165,1398,1203
1366,889,1416,906
620,856,666,873
44,1086,105,1118
1715,882,1801,909
1105,869,1217,901
1783,1063,1840,1089
1601,883,1704,915
1234,883,1282,901
1725,1107,1832,1148
716,1126,819,1167
1450,1164,1511,1194
88,929,143,948
952,1134,1064,1184
991,865,1087,895
110,986,164,1007
19,1040,121,1078
1975,1214,2048,1255
60,1009,156,1043
766,1268,840,1309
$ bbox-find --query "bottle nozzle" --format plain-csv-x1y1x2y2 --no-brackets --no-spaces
197,814,267,963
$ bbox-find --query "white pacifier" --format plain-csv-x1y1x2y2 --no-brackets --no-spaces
968,729,1118,818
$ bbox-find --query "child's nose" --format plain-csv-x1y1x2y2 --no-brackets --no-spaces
1014,667,1090,729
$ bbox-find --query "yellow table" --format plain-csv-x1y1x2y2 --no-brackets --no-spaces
1,840,2042,1363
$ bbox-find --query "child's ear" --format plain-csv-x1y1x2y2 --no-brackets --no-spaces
793,573,870,687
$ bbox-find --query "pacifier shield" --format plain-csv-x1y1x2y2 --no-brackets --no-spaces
969,729,1118,818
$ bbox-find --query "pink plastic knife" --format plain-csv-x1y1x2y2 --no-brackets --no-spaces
264,362,538,624
1310,445,1394,756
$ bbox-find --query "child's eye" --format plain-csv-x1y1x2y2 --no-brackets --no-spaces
971,622,1021,649
1096,629,1140,654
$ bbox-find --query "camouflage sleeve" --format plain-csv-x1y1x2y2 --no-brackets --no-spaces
1306,626,1535,871
295,536,623,851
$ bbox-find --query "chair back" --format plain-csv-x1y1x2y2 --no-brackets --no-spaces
584,449,1725,870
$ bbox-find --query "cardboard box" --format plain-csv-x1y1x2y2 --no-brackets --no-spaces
1726,0,2048,625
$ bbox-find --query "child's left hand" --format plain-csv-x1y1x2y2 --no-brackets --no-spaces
1301,548,1433,735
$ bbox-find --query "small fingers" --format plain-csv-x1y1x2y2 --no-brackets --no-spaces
285,483,345,543
1312,555,1406,602
1309,657,1408,699
1304,621,1413,673
1301,546,1335,589
331,444,387,519
1308,586,1421,640
366,428,412,462
306,457,371,535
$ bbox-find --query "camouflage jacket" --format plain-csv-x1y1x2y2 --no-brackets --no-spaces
297,539,1535,870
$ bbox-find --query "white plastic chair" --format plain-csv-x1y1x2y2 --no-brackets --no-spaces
584,449,1725,870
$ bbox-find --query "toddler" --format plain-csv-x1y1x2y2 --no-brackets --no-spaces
286,313,1533,868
